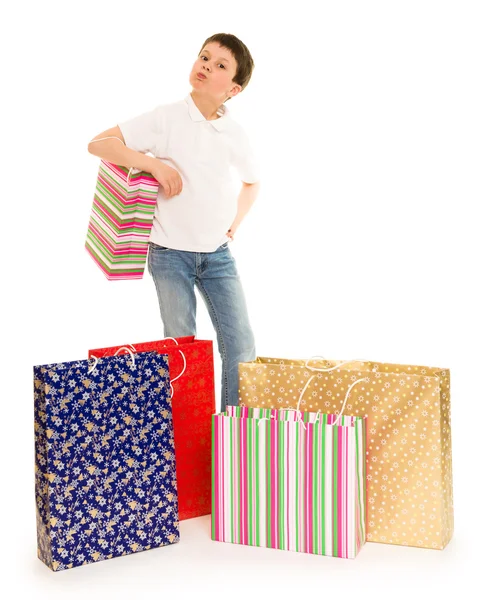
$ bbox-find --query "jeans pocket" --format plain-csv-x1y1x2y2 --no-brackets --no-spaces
149,242,170,252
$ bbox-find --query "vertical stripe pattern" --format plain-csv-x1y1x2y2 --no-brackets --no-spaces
85,160,159,280
212,407,366,559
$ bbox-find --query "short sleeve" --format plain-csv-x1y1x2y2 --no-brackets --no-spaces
118,106,165,156
232,127,261,184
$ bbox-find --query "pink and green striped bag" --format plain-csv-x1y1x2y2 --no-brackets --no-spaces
212,406,366,559
85,160,159,280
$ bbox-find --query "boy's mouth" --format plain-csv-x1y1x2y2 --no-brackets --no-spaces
197,72,207,80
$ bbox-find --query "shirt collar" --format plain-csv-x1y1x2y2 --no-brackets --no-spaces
185,94,230,131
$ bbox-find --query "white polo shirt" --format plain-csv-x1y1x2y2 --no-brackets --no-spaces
118,94,260,253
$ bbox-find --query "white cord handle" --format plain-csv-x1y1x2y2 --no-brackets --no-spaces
295,356,377,425
257,414,276,426
90,135,125,144
90,135,135,184
114,346,136,368
332,377,368,426
88,356,98,375
305,356,371,374
256,410,307,429
297,358,372,412
120,337,187,399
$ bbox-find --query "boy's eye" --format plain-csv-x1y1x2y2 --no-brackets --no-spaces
200,55,225,69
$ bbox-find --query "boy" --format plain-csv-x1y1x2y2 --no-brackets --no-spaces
88,33,260,411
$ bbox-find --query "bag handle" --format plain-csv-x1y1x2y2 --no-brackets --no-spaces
114,346,136,366
87,345,136,375
256,375,368,429
298,357,375,426
88,355,98,375
89,135,137,185
123,337,187,399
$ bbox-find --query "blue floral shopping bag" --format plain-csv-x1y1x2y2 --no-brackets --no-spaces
34,351,179,571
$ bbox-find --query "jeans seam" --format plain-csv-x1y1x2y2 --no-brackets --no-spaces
147,249,152,276
195,278,229,409
150,258,167,328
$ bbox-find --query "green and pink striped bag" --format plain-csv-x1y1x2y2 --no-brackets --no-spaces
86,160,159,280
212,406,366,559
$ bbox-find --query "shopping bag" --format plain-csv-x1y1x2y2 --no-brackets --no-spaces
89,336,215,520
34,351,179,571
85,159,158,280
238,356,453,550
212,394,367,558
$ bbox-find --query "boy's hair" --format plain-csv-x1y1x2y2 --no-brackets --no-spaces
199,33,255,99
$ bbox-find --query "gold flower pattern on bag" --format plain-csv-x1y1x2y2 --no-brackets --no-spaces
239,358,453,550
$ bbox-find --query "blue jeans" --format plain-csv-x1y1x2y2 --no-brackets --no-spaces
147,241,256,412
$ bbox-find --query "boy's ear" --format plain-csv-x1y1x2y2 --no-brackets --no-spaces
229,84,243,98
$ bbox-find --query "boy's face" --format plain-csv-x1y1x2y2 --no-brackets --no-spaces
189,42,241,102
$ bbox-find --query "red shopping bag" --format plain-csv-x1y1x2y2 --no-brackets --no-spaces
89,336,215,520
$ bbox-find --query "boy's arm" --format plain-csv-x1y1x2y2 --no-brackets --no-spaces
88,126,158,173
229,125,261,239
88,125,182,198
227,181,261,239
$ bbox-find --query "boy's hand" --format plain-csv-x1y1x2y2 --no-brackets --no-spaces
151,160,183,199
226,227,236,241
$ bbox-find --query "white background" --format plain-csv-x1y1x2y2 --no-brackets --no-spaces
1,0,481,597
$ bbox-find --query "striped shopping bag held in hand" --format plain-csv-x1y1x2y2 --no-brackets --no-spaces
86,136,159,280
